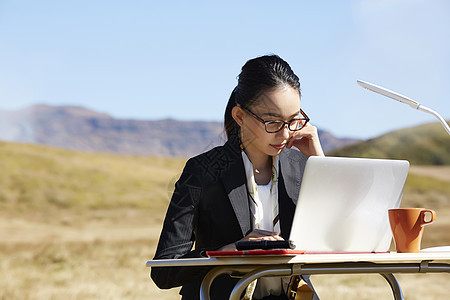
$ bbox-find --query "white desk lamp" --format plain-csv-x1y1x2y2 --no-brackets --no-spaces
357,80,450,135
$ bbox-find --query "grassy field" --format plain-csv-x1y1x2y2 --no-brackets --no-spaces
0,142,449,299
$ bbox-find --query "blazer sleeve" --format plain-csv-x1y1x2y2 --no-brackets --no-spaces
150,157,215,289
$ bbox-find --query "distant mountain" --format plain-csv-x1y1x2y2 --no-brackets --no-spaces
329,122,450,165
0,105,360,157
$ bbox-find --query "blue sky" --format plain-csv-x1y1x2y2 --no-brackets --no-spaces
0,0,449,139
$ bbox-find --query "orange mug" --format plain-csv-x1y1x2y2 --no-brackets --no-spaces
388,208,436,253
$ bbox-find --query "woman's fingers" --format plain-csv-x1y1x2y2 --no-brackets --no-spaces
253,229,279,236
243,229,284,241
287,123,324,157
219,229,284,251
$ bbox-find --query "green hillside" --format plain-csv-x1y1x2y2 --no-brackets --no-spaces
0,141,186,213
329,122,450,165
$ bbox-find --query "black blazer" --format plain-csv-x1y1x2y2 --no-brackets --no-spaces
151,135,309,299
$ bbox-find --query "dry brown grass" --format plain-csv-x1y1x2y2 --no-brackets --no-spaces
0,209,181,300
1,207,449,299
1,208,448,300
409,166,450,182
311,273,450,300
1,142,449,299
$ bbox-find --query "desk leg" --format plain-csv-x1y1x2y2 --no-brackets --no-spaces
200,266,255,300
380,273,404,300
200,266,234,300
229,265,292,300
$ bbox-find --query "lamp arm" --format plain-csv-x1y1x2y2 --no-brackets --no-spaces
418,105,450,135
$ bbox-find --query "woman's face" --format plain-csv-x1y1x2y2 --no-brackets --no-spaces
239,85,301,158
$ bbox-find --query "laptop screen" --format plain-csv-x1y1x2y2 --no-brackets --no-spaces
289,156,409,252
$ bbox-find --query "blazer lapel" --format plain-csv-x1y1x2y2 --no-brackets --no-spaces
220,137,252,238
218,140,308,239
279,149,307,205
278,149,308,238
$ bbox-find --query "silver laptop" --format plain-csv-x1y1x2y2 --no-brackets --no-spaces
289,156,409,252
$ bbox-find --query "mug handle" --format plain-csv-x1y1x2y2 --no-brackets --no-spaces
421,209,436,225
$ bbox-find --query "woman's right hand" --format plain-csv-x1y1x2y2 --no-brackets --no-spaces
218,229,283,251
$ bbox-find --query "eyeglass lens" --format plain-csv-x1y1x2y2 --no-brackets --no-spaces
266,119,307,133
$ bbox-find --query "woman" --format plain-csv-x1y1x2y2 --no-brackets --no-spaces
151,55,324,299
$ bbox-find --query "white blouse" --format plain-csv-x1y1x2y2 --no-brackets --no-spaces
252,182,284,299
255,182,274,231
241,151,285,299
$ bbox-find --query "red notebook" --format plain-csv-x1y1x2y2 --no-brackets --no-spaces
206,249,306,257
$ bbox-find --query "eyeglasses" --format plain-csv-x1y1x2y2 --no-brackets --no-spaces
242,107,310,133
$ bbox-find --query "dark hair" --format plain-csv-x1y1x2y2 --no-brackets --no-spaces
224,55,301,139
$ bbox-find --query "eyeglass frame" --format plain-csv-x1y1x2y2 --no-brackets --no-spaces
240,106,310,133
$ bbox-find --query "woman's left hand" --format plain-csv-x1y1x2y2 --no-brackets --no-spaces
286,123,325,157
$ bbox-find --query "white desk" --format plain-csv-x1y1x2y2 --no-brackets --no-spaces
147,252,450,300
